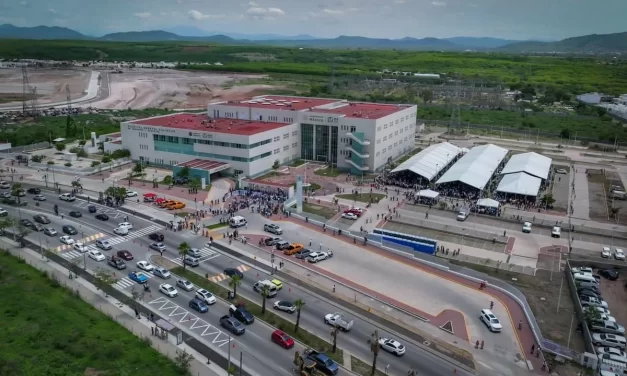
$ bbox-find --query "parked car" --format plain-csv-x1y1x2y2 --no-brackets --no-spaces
220,315,245,335
600,269,619,281
591,320,625,335
69,211,82,218
602,247,612,258
27,187,41,194
307,252,328,263
295,248,313,259
264,237,282,246
596,347,627,358
275,240,291,250
615,249,625,261
579,290,602,299
580,295,608,308
303,349,338,376
480,309,502,332
229,304,254,324
342,212,358,220
33,214,50,224
283,243,304,256
522,222,532,233
593,333,627,349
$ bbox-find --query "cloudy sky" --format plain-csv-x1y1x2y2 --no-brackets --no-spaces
2,0,626,40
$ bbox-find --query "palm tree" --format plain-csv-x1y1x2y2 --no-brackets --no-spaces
11,183,23,204
369,330,380,376
178,242,190,269
228,275,242,298
260,284,270,314
331,325,339,353
293,299,305,332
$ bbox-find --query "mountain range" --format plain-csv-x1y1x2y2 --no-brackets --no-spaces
1,24,626,53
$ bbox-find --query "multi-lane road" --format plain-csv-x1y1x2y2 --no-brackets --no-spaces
3,186,472,376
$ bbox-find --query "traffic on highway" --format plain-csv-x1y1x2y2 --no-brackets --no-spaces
0,182,474,376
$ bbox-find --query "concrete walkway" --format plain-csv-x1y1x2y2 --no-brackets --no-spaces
572,167,591,220
1,238,226,376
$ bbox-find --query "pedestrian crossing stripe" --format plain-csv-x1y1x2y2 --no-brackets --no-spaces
170,247,219,266
208,265,250,283
54,233,106,253
56,225,163,255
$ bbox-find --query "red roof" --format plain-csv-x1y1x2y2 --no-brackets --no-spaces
176,159,228,171
314,102,412,119
130,113,288,136
224,95,338,111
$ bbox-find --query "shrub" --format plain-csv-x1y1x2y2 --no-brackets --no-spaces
31,155,44,163
91,161,101,167
47,161,55,165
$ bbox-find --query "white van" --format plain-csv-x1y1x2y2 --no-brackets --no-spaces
456,210,469,221
611,191,627,200
229,216,247,228
573,273,598,285
253,280,278,298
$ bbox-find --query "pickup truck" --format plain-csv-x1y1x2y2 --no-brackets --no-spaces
324,312,353,331
107,256,126,270
303,349,338,375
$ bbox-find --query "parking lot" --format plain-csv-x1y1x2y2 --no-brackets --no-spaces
400,204,627,249
383,221,507,252
550,166,571,213
598,270,627,329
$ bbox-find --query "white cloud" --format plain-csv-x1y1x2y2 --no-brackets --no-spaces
247,6,285,16
134,12,152,18
48,8,57,14
431,1,446,6
394,0,406,3
19,1,28,6
248,1,258,6
188,10,225,21
323,8,344,15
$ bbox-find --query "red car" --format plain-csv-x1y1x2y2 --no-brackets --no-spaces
116,250,134,261
271,329,294,349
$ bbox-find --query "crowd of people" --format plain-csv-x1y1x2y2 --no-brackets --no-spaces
227,187,288,218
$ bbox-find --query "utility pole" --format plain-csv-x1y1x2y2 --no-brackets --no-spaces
22,65,31,114
369,330,380,376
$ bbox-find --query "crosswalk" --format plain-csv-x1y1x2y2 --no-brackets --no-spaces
170,246,220,266
60,225,163,259
209,265,251,283
55,233,105,253
115,272,153,289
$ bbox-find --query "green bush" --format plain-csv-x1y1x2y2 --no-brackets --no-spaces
47,161,54,165
91,161,101,167
31,155,44,163
102,156,111,163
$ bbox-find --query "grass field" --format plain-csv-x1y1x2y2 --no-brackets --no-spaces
1,109,172,146
302,202,338,219
1,40,626,95
336,193,385,203
0,250,185,375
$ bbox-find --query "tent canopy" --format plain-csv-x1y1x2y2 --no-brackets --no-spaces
391,142,461,181
501,152,552,180
436,144,509,190
496,172,542,196
476,198,500,208
416,189,439,199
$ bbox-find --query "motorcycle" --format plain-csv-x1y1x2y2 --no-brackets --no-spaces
143,284,150,292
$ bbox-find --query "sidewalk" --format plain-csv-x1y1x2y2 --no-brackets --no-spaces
1,238,225,376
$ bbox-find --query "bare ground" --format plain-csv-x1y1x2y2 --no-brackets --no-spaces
0,68,90,106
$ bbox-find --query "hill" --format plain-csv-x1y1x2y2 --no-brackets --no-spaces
0,23,87,39
499,32,627,53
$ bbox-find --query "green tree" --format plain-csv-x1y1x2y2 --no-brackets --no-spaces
78,139,87,146
177,242,191,270
228,274,242,298
93,268,117,297
330,325,339,353
174,349,194,374
293,299,305,333
11,183,23,204
55,142,66,152
260,284,270,314
104,186,127,201
178,166,190,178
31,155,44,163
188,178,201,194
133,161,144,174
16,224,31,247
584,306,602,323
541,194,556,207
560,128,571,139
369,330,380,376
131,287,145,312
419,89,433,103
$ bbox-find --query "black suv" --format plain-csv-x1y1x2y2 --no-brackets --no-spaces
69,211,82,218
149,232,165,242
229,304,254,324
219,315,245,335
27,187,41,194
63,225,78,235
107,257,126,270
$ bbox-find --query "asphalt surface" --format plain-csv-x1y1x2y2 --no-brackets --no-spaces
401,204,626,248
2,190,473,376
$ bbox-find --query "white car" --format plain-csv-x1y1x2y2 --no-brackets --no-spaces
480,309,502,332
88,249,105,261
73,242,88,253
195,288,217,305
378,338,406,356
522,222,532,233
0,208,7,216
551,226,561,238
342,213,358,220
0,181,10,189
307,252,328,263
118,222,133,230
614,248,625,261
176,279,194,292
596,306,612,316
596,347,626,357
59,193,76,201
137,261,154,271
114,227,129,236
59,235,75,245
159,283,178,298
602,247,612,258
555,168,568,174
126,191,138,197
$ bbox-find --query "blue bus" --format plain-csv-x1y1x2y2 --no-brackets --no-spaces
372,228,437,255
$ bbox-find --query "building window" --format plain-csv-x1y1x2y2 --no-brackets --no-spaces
274,148,280,154
283,145,289,151
292,131,298,136
377,138,381,144
395,131,399,136
377,126,382,132
274,136,280,142
383,136,387,142
395,120,399,125
350,126,356,132
283,133,289,139
383,124,388,129
292,142,298,148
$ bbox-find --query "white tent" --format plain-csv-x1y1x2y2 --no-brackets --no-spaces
435,144,509,190
496,172,542,196
501,152,552,180
391,142,461,181
476,198,500,208
416,189,439,199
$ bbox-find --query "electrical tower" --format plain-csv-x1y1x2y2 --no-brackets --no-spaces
30,87,38,117
449,81,462,134
65,84,77,137
22,66,30,114
327,60,336,95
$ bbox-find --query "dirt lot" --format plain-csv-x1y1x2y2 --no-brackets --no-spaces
551,165,571,213
587,168,627,225
598,270,627,334
87,69,282,109
0,68,90,106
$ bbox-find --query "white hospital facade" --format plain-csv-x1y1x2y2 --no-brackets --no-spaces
117,95,418,177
